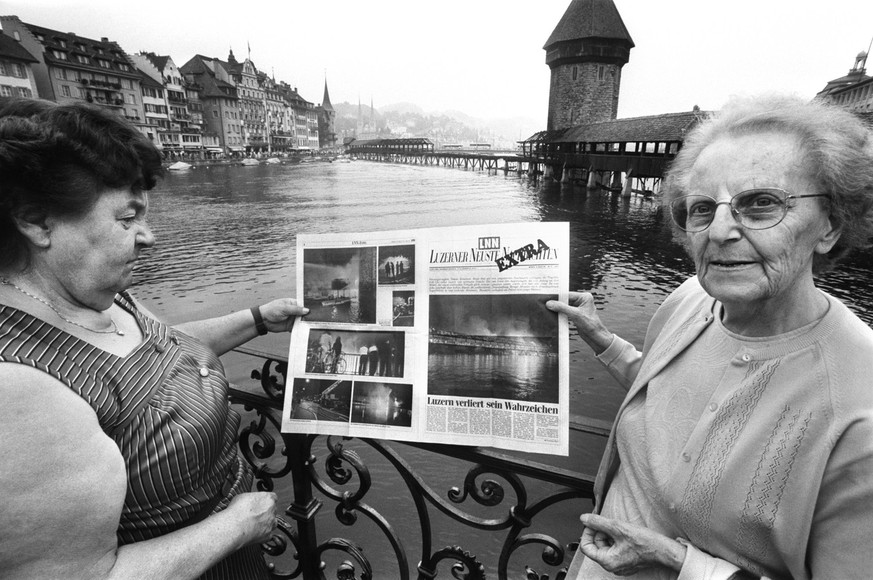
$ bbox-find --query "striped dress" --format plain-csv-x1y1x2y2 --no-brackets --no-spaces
0,292,268,579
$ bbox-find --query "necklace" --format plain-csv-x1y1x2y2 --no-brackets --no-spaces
0,277,125,336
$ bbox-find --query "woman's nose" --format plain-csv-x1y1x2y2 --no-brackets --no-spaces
138,223,156,247
706,203,742,241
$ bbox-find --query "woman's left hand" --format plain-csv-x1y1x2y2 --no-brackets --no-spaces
579,513,686,575
259,298,309,333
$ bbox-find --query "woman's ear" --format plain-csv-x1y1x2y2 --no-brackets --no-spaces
815,215,843,255
12,210,51,249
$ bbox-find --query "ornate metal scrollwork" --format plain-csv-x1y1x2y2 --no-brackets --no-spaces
418,546,486,580
232,391,293,492
249,355,288,402
233,349,600,580
260,517,303,579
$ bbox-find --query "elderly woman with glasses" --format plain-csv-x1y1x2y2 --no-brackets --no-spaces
548,95,873,579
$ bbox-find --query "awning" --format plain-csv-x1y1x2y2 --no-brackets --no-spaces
206,147,223,153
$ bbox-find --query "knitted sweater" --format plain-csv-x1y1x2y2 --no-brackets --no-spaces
576,277,873,579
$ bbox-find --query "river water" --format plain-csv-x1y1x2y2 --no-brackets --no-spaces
134,159,873,575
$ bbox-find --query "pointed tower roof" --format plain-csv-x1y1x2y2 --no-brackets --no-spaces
322,78,334,111
544,0,634,49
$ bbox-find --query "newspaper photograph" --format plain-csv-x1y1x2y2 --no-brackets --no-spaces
281,222,570,455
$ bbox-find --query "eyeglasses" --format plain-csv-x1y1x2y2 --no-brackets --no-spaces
670,188,831,233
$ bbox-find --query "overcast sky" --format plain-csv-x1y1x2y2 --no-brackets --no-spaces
3,0,872,125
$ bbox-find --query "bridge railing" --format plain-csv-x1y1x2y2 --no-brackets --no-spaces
229,346,608,580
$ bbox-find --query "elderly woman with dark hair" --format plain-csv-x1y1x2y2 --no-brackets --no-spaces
548,95,873,579
0,98,307,579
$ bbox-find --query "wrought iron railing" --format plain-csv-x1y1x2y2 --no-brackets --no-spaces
229,346,609,580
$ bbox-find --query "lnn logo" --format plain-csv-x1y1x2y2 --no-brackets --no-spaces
478,236,500,250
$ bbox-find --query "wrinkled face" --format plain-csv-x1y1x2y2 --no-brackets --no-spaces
46,187,154,308
684,131,839,311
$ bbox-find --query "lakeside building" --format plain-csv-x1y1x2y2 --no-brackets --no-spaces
0,16,146,131
179,54,243,155
816,50,873,116
132,53,207,157
0,29,38,98
1,15,327,157
317,78,337,149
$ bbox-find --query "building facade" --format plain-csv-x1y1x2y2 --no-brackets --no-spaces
181,55,242,155
0,30,38,98
1,16,145,127
317,78,337,149
544,0,634,131
816,50,873,114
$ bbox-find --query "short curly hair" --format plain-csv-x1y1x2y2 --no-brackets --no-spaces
662,94,873,274
0,97,163,270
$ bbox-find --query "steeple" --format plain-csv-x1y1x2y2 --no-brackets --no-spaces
322,77,334,111
227,47,237,64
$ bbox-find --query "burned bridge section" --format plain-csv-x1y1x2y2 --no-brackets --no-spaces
429,329,557,356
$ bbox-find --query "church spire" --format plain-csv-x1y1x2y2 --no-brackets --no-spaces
322,76,334,111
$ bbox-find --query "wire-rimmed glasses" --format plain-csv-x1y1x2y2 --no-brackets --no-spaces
669,188,831,233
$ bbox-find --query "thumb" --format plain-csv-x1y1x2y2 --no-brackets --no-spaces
579,513,622,535
546,299,573,315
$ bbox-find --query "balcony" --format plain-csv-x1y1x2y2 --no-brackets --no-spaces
228,347,604,579
81,78,122,90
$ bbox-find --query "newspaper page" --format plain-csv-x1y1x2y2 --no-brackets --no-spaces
280,222,570,455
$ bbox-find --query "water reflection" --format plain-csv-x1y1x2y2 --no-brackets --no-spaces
429,353,559,402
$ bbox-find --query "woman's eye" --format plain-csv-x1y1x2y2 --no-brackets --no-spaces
689,203,713,216
738,191,782,210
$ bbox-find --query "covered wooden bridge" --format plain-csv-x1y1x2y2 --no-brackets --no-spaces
521,109,708,195
346,137,435,156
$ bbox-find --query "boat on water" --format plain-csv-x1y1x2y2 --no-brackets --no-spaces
167,161,192,171
265,157,281,164
241,158,260,166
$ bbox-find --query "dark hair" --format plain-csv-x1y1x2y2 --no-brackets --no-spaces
0,97,164,270
663,94,873,273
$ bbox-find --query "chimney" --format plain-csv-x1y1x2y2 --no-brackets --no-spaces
101,37,109,42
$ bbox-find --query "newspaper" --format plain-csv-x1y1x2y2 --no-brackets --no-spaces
281,222,570,455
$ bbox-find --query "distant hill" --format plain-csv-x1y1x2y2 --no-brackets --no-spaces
332,101,541,148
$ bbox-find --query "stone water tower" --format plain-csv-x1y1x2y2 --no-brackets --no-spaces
545,0,634,131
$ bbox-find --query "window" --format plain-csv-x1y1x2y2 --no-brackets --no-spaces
51,50,68,61
120,79,132,90
125,93,136,104
17,87,32,98
0,85,13,96
76,54,90,64
97,59,111,69
54,68,67,80
13,31,21,41
61,85,71,97
597,65,606,81
117,63,129,72
572,66,578,81
1,62,25,78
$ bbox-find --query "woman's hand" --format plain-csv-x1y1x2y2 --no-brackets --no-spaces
223,492,279,546
259,298,309,333
579,513,686,575
546,292,613,354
